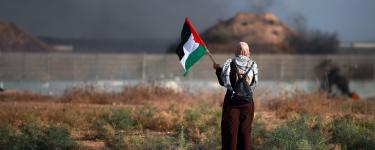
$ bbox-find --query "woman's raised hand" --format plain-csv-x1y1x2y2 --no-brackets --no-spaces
213,63,220,69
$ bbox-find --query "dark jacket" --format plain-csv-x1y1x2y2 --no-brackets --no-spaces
216,64,255,150
216,62,255,106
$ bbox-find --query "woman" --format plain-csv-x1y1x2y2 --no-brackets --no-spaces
213,42,258,150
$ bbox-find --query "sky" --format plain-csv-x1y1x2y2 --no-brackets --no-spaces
0,0,374,42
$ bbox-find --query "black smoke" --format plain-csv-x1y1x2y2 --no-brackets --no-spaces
0,0,279,39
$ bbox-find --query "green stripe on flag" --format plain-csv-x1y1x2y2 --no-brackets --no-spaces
183,45,207,76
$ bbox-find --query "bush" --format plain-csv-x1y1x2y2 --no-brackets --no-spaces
43,126,79,150
133,103,160,130
102,108,136,130
0,122,79,150
104,132,127,150
184,103,216,130
251,119,268,150
0,124,17,150
330,116,375,149
114,132,178,150
191,127,221,150
91,108,136,147
265,115,330,150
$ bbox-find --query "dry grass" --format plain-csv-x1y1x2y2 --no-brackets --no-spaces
1,85,374,118
58,84,223,107
0,85,374,149
257,91,375,119
0,90,55,102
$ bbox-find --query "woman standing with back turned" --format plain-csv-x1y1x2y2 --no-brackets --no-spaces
213,42,258,150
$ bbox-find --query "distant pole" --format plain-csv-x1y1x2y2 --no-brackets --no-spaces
47,52,50,94
142,52,147,83
0,52,2,89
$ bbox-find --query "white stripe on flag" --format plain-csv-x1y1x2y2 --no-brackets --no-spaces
181,34,199,71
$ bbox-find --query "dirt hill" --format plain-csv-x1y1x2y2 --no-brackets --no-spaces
0,22,52,52
203,12,295,53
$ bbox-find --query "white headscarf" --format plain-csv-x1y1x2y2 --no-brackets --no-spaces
220,42,258,91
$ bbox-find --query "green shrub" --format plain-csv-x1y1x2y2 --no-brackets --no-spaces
177,126,188,149
141,135,177,150
330,117,375,150
251,119,268,150
184,103,213,130
192,128,221,150
265,115,329,150
0,123,18,150
134,103,158,129
120,133,177,150
89,118,109,141
104,132,126,150
102,108,136,130
43,126,79,150
18,123,52,149
183,104,221,149
93,110,129,138
90,117,126,150
207,108,222,129
0,122,79,150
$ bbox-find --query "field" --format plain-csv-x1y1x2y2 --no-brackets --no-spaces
0,84,374,150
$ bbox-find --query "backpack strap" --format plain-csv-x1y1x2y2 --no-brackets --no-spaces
231,59,247,78
242,61,255,79
232,59,243,79
233,60,254,81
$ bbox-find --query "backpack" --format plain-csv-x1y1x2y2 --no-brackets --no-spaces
230,60,255,104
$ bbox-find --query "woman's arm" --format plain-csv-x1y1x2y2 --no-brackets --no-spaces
214,64,224,86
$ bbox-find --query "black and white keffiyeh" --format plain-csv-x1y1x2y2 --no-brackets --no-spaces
220,55,258,91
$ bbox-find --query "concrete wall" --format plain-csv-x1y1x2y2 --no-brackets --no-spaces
1,53,374,82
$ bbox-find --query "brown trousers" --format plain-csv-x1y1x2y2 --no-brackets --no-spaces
221,98,254,150
216,66,255,150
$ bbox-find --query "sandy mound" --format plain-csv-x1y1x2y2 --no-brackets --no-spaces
0,22,52,52
203,12,295,53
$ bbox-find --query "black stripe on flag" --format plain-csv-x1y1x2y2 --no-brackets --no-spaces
176,21,191,60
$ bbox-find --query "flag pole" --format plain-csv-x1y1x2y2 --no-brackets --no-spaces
206,49,217,64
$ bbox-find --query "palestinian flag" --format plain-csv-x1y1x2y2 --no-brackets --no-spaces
176,17,207,76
